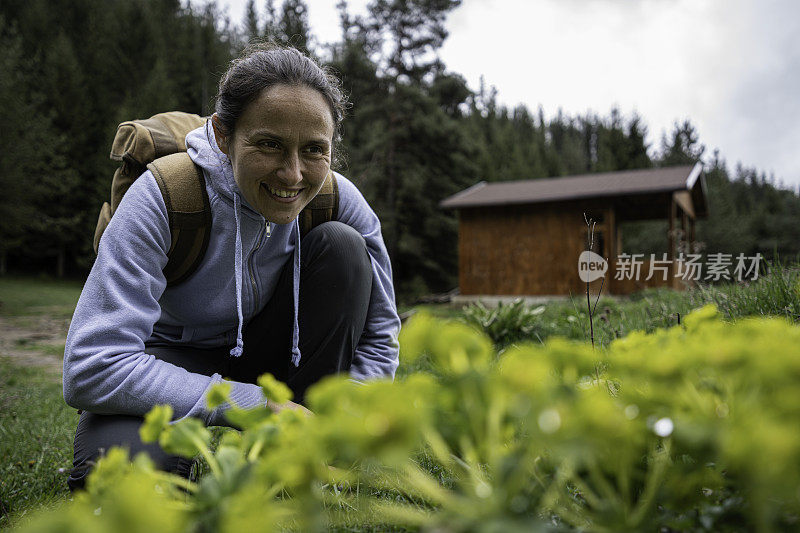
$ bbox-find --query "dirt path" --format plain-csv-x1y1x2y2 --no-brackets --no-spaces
0,315,70,379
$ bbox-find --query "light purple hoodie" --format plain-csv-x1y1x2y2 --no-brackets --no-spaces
63,122,400,426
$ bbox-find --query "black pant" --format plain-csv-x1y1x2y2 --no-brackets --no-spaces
67,221,372,491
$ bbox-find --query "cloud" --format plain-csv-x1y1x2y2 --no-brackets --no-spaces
713,0,800,182
440,0,800,184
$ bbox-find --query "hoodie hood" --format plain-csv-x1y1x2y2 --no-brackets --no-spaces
186,121,248,208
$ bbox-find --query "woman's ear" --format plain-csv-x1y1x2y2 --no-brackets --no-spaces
211,114,230,155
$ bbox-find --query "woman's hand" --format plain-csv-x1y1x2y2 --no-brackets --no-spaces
266,398,313,417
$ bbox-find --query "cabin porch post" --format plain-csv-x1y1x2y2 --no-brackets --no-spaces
668,198,677,285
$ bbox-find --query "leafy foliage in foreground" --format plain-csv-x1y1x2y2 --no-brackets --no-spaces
16,306,800,532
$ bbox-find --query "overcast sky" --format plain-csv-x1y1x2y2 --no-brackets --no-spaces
219,0,800,188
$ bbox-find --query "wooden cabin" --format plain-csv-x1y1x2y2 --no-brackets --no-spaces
439,163,708,297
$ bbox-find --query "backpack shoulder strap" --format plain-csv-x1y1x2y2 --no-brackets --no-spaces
147,152,211,286
95,112,208,255
299,171,339,237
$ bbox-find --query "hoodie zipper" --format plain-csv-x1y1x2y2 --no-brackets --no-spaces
248,220,271,310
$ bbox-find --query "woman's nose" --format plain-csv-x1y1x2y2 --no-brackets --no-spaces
277,152,303,185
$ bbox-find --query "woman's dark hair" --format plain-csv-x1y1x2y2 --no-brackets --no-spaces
215,43,347,166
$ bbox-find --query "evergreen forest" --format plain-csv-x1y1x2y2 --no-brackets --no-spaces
1,0,798,301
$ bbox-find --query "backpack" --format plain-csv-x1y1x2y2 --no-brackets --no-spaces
95,111,339,286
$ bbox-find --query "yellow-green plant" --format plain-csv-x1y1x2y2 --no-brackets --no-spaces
17,305,800,532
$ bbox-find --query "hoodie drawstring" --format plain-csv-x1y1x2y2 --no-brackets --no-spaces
230,196,300,366
291,219,302,367
230,191,245,357
197,121,302,366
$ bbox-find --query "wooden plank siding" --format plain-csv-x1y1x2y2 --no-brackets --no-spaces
459,204,610,295
458,202,684,296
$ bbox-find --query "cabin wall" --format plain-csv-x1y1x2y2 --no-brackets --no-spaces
459,204,590,295
458,202,685,296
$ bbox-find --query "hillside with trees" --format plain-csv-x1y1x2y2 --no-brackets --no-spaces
1,0,797,301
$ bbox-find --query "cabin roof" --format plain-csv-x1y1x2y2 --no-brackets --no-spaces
440,163,706,216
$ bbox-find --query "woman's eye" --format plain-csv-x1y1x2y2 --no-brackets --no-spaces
305,145,325,155
259,140,280,149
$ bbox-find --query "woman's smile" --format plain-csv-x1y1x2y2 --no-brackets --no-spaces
262,183,303,202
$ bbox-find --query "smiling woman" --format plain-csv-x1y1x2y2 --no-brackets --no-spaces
213,84,335,224
61,43,400,491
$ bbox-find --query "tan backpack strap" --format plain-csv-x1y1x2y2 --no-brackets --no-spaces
93,202,113,254
147,153,211,286
299,172,339,237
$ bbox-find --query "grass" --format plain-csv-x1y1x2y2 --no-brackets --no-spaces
0,277,82,318
398,303,464,321
0,276,80,529
1,264,799,528
12,340,66,358
695,261,800,321
440,262,800,350
422,289,701,352
0,361,75,529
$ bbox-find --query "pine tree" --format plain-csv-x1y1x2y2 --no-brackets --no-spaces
330,0,474,297
30,31,87,276
244,0,260,44
278,0,311,54
0,16,43,274
659,119,705,166
362,0,461,84
262,0,278,40
626,113,651,169
695,153,756,256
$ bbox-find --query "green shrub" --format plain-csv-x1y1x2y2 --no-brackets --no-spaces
462,299,547,348
16,306,800,532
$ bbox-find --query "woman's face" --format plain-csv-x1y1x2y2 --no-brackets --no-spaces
215,83,335,224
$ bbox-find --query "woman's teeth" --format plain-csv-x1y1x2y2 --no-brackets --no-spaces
267,186,300,198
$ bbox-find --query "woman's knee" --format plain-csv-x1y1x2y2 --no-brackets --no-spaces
68,411,193,492
302,221,371,281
